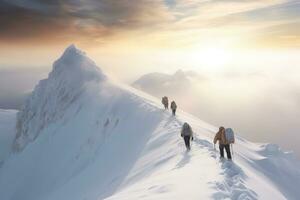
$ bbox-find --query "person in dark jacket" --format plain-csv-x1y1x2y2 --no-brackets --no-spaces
162,96,169,110
213,126,232,160
181,122,193,150
170,101,177,116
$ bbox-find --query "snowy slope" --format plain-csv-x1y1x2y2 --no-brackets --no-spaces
0,45,299,200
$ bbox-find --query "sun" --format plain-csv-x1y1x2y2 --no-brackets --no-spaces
186,46,234,71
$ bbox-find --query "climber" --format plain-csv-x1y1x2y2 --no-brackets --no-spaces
181,122,194,150
162,96,169,110
213,126,232,160
170,101,177,116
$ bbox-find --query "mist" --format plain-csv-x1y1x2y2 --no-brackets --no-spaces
132,68,300,158
1,50,299,158
0,67,49,109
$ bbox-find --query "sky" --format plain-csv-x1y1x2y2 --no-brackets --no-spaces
1,0,299,62
0,0,299,79
0,1,300,153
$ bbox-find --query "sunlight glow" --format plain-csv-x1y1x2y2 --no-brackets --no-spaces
185,46,234,71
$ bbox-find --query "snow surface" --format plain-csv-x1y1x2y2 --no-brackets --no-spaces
0,109,17,163
0,45,300,200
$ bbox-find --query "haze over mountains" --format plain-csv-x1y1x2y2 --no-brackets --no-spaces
132,70,300,158
0,67,48,109
133,70,192,96
2,62,300,159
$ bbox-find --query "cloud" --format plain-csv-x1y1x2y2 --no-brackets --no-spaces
151,0,300,48
0,0,173,43
0,0,74,43
0,0,299,48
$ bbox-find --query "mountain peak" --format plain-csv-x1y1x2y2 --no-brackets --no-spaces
173,69,187,80
14,45,106,151
50,45,105,81
62,44,85,57
67,44,76,50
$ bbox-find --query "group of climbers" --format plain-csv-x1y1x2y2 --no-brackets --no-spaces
162,96,234,160
179,123,234,160
161,96,177,116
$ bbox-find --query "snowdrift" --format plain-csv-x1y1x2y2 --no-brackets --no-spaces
0,45,299,200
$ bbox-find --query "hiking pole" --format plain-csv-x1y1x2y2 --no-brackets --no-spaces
231,144,234,160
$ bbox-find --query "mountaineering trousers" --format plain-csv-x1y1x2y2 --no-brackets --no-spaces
219,144,232,159
184,136,191,150
172,109,176,115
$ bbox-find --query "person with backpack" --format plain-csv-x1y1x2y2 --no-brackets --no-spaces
170,101,177,116
181,122,193,150
161,96,169,110
213,126,233,160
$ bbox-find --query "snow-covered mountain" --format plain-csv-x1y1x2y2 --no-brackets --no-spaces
0,45,300,200
14,45,106,152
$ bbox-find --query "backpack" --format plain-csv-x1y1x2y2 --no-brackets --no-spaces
225,128,235,144
171,101,177,109
162,96,168,103
181,123,192,136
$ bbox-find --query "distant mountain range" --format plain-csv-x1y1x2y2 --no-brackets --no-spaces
132,69,205,98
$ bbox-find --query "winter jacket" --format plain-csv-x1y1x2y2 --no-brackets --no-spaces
171,101,177,110
162,97,168,105
213,131,228,145
181,123,193,137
